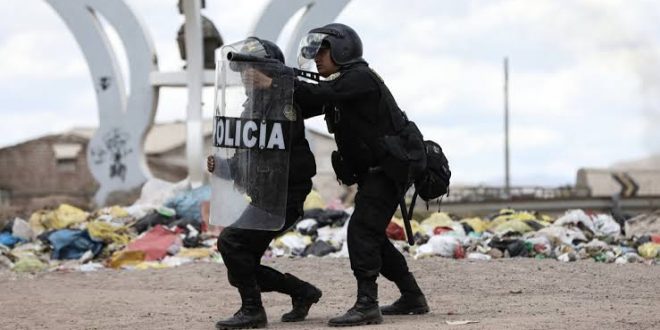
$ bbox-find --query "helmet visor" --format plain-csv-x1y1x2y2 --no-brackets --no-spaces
297,33,328,68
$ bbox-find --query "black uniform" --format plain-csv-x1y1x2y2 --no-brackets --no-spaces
217,125,315,288
295,23,428,327
216,78,317,297
213,37,325,329
294,61,410,284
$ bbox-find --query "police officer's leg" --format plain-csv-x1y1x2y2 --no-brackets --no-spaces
329,172,399,326
379,239,429,315
255,181,322,322
218,182,308,291
217,227,272,289
254,186,305,293
216,227,270,329
256,264,322,322
348,173,402,279
235,179,322,322
379,238,409,281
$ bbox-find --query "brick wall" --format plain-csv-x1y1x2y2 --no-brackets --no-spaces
0,135,98,208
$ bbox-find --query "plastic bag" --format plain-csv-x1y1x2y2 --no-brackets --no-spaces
460,217,488,233
303,190,326,211
108,250,146,269
492,220,533,235
165,185,211,223
638,242,659,259
296,219,319,236
415,235,460,258
555,209,595,235
133,178,190,208
87,221,131,245
273,232,312,256
592,214,621,238
420,213,454,228
11,218,34,241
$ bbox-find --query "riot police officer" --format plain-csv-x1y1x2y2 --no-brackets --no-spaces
294,24,430,326
209,37,320,329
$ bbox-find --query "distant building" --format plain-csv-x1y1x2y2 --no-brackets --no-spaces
0,120,342,208
0,133,97,208
576,154,660,197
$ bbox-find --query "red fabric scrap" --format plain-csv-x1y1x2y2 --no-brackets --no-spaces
433,226,454,236
453,244,465,259
386,221,405,241
651,234,660,244
127,225,180,261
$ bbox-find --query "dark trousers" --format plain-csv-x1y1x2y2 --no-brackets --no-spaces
217,180,312,294
348,171,410,282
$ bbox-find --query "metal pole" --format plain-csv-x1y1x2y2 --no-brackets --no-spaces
504,57,511,197
182,0,204,187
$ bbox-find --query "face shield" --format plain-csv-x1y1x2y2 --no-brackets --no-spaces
297,33,328,70
221,38,269,72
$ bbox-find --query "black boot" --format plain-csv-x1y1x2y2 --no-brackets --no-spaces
281,273,323,322
328,280,383,327
380,272,429,315
216,286,267,329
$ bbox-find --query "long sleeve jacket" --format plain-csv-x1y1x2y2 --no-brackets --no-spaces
294,62,399,177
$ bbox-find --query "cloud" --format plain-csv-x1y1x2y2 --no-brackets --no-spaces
0,0,657,186
0,31,87,80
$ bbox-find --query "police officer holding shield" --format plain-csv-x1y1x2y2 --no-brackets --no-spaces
209,37,320,329
294,24,430,326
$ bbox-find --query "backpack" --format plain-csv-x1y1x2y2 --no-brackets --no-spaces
395,137,451,246
414,140,451,201
366,69,451,244
380,112,451,203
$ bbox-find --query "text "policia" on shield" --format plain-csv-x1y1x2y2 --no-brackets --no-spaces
213,116,291,150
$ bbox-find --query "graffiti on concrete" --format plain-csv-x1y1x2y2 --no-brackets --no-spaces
90,128,132,182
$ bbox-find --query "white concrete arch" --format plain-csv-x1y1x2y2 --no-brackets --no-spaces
46,0,158,205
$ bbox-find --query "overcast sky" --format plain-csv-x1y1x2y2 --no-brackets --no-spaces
1,0,659,186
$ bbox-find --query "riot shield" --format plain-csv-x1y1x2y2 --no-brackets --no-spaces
209,39,295,231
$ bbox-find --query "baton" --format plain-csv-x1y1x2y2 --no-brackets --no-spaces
399,198,415,245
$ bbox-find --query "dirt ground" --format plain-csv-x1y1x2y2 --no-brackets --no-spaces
0,257,658,330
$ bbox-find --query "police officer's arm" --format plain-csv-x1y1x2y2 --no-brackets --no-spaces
294,70,379,118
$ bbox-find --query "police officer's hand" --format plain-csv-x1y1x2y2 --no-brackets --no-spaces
243,68,272,89
207,155,215,173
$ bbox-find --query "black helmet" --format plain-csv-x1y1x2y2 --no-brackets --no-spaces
226,37,285,72
307,23,363,66
244,37,285,64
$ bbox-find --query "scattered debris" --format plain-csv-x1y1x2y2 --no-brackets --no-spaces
0,186,657,273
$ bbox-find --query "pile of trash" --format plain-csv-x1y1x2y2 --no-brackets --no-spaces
0,179,221,273
271,205,660,265
397,209,660,264
1,180,659,273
